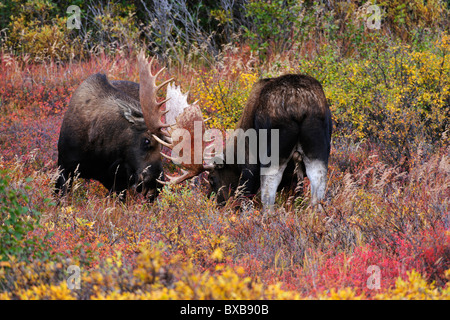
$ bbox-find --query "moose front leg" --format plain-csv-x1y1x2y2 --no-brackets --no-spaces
237,164,259,197
55,167,71,198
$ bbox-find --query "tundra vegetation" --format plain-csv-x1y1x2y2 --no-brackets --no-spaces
0,0,449,299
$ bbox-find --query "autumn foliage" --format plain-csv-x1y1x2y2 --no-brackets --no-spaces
1,0,449,300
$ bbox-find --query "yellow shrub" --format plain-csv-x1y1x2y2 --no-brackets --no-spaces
191,71,259,130
318,34,450,165
8,18,82,61
10,282,76,300
375,270,450,300
318,287,365,300
1,247,302,300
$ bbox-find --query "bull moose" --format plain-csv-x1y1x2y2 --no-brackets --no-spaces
55,52,172,200
154,71,332,209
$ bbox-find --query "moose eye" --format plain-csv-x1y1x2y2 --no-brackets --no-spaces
142,138,152,150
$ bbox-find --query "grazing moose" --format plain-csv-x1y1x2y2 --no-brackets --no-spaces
153,73,332,209
56,52,173,200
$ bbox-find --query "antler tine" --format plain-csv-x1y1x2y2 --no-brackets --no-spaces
138,51,173,134
204,143,216,152
158,97,171,108
161,128,172,139
154,79,217,186
203,136,215,143
154,66,166,78
203,153,215,159
160,123,172,129
157,78,174,91
203,163,215,171
160,152,179,163
157,169,196,185
152,134,173,148
148,55,155,68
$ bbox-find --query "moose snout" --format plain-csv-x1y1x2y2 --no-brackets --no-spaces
136,165,163,201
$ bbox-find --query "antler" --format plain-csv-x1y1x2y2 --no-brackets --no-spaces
137,51,173,134
152,85,215,185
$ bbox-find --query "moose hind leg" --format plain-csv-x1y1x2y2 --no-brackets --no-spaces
292,151,305,199
260,160,289,209
303,156,327,206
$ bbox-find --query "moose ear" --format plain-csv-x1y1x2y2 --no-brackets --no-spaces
116,100,146,128
215,162,225,170
212,155,225,169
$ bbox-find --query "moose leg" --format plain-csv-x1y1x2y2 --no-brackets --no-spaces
55,167,69,197
293,152,306,199
260,160,289,209
237,164,260,198
298,116,331,207
55,166,76,198
106,161,129,201
303,156,327,206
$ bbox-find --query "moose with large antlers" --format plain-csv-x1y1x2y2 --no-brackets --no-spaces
155,73,332,209
56,52,172,200
57,51,332,209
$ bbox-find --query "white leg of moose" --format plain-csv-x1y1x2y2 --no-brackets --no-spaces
303,156,327,206
260,160,289,211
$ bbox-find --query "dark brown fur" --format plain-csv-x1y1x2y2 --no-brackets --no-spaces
208,74,332,206
56,73,164,200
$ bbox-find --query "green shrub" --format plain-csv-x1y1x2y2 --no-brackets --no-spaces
242,0,308,57
5,0,80,60
0,170,51,262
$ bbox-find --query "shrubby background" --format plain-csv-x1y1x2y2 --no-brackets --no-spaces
0,0,449,299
